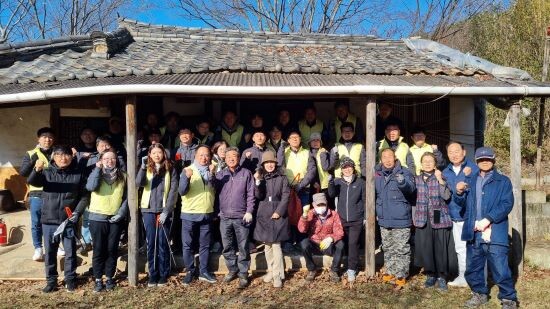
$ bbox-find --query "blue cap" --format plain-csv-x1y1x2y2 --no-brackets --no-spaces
474,147,495,161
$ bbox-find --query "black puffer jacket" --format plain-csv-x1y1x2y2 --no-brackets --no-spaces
328,175,365,223
253,168,290,243
27,162,88,225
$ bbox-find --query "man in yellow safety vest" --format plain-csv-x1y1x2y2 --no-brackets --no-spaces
377,122,416,175
298,106,327,148
409,126,446,175
330,122,366,178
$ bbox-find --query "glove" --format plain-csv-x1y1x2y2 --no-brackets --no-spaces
68,212,80,224
302,204,311,218
159,212,169,224
327,174,334,182
395,173,405,184
141,156,148,168
319,237,333,250
30,153,39,163
243,212,253,224
109,214,123,223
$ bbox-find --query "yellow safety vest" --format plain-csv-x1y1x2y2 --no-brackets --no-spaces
160,126,181,148
334,143,363,177
89,176,126,216
27,148,49,192
284,146,310,186
334,113,357,143
221,125,244,148
298,120,323,148
378,137,410,168
181,165,215,214
140,170,171,209
315,150,330,190
410,143,434,175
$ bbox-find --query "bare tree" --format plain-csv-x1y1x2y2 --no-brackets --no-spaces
168,0,388,33
0,0,30,43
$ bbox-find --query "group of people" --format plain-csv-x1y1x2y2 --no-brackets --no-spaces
19,101,518,308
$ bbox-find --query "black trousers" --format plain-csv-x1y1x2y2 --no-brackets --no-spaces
343,220,363,271
43,224,77,283
300,238,344,272
89,220,123,279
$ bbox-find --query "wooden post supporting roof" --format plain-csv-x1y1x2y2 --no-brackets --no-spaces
364,97,377,277
509,101,524,276
125,95,139,286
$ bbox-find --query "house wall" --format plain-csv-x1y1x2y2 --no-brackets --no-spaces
449,97,476,161
0,104,51,201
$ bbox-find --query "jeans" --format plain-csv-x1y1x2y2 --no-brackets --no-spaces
300,238,344,272
465,242,517,301
43,224,77,283
81,209,92,245
142,212,171,282
452,221,467,278
181,218,211,274
29,196,43,249
343,220,363,272
89,220,122,279
220,218,250,276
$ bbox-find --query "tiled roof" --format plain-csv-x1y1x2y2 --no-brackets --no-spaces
0,18,493,88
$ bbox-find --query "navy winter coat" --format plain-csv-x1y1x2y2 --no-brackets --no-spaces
374,162,416,228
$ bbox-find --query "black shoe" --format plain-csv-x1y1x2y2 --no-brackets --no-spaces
105,278,116,291
42,282,57,293
199,272,217,284
238,277,248,289
182,272,194,286
65,280,76,292
157,277,168,287
305,271,316,282
93,279,104,293
223,271,238,283
329,271,340,283
147,279,157,288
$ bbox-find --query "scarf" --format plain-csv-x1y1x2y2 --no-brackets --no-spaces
102,167,118,185
343,175,353,183
193,161,210,182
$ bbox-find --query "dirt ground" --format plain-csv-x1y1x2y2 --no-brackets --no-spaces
0,267,549,309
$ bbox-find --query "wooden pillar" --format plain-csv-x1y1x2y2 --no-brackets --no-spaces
509,102,523,276
125,95,139,286
364,97,377,277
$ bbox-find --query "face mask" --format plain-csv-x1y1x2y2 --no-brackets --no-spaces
315,206,327,215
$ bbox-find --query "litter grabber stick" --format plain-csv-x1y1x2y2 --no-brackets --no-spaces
160,221,177,268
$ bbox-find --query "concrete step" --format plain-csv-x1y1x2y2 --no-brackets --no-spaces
525,240,550,270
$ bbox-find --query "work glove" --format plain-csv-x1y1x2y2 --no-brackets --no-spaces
395,173,405,184
109,214,123,223
302,204,311,218
141,156,148,168
243,212,253,224
327,174,334,182
159,212,169,225
319,237,333,250
68,212,80,224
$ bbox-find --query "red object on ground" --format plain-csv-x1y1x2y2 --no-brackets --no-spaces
0,218,7,246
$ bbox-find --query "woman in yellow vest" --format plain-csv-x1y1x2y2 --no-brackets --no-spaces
409,126,446,175
85,149,128,292
136,143,178,288
330,122,366,178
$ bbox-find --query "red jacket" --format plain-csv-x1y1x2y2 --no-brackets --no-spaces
298,209,344,244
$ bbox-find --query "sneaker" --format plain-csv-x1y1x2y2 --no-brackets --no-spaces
42,282,57,293
93,279,104,293
105,278,116,291
157,277,168,287
65,280,76,292
182,272,194,286
305,271,316,282
448,276,468,287
437,278,448,291
33,248,44,261
238,277,248,289
223,271,238,283
273,276,282,288
199,272,217,284
382,274,395,283
147,279,157,288
57,247,65,257
262,272,273,283
395,277,406,288
329,271,340,282
464,292,488,308
424,276,437,288
501,299,518,309
347,270,356,283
